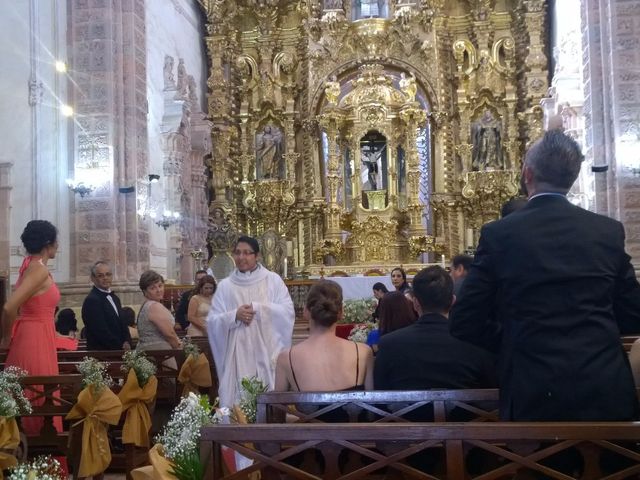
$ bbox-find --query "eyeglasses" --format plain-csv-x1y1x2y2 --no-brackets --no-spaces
233,250,256,257
95,272,113,278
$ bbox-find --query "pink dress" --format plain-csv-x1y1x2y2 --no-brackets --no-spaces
5,256,62,435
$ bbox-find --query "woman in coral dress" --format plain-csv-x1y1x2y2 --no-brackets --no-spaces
0,220,61,435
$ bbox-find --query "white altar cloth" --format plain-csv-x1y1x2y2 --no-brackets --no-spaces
325,276,395,300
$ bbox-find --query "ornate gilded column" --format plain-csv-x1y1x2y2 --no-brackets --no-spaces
318,110,344,240
399,105,427,236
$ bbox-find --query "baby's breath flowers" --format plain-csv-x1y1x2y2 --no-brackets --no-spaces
121,350,157,387
182,336,200,358
348,322,376,343
0,366,32,418
7,455,65,480
156,392,213,462
77,357,113,396
341,299,376,324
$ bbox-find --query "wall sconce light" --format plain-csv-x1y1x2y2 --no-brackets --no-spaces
66,179,95,197
150,209,181,230
591,165,609,173
118,186,135,194
148,174,160,183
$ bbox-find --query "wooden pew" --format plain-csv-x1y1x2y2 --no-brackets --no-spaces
257,389,500,424
200,422,640,480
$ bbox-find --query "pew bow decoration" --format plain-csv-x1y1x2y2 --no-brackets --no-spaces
119,351,158,447
130,444,175,480
178,338,212,396
66,357,122,477
118,369,157,447
0,367,32,477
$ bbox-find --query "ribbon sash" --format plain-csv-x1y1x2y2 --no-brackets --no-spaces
0,417,20,478
178,353,212,396
118,370,158,447
66,386,122,477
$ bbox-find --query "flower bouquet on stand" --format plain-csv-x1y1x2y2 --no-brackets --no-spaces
131,392,225,480
118,350,157,448
340,299,376,325
0,367,32,477
347,322,377,343
177,337,212,396
66,357,123,478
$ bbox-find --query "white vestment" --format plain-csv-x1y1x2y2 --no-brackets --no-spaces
206,264,295,408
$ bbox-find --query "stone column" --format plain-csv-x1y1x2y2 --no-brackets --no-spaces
318,111,344,240
68,0,149,283
581,0,640,261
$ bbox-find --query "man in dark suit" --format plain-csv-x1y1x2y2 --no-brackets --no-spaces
82,261,131,350
374,265,496,393
450,130,640,421
174,269,207,331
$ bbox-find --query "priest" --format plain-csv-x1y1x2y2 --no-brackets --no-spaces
207,236,295,408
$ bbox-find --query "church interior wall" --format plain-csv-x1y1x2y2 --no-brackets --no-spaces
145,0,208,282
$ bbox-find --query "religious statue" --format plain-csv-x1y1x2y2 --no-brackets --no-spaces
163,55,175,89
256,125,283,179
362,150,381,190
187,75,198,106
176,58,188,98
324,75,341,105
399,72,417,102
471,110,504,170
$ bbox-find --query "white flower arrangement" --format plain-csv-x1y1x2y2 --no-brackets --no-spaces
156,392,213,462
236,376,268,424
7,455,65,480
340,298,376,324
121,350,157,387
0,366,32,418
77,357,113,396
347,322,376,343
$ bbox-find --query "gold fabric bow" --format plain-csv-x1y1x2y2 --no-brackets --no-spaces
130,444,177,480
118,370,158,448
66,386,123,477
177,353,212,396
0,416,20,478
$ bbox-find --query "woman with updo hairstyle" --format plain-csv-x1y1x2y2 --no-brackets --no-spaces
275,280,374,392
1,220,62,434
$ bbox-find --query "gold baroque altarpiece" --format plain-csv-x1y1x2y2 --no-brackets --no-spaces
198,0,548,277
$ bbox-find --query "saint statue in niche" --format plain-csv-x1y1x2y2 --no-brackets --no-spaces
256,125,283,179
399,72,417,102
324,75,341,105
471,110,504,170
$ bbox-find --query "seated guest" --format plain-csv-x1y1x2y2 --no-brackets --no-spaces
136,270,182,351
371,282,388,319
175,269,207,331
187,275,216,337
82,261,131,350
55,308,79,350
450,254,473,296
121,306,138,340
375,266,496,392
275,280,374,392
390,267,410,294
378,291,418,336
55,308,78,338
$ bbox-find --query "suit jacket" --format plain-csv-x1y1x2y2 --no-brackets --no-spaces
82,286,131,350
374,313,497,391
450,194,640,421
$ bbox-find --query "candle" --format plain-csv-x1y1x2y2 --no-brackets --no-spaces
283,257,288,279
441,254,446,268
466,228,474,248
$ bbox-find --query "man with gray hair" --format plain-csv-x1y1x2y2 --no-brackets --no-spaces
450,130,640,421
82,261,131,350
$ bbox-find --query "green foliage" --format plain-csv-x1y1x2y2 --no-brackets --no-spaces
121,350,157,387
237,376,268,424
0,366,32,418
77,357,113,396
169,449,205,480
339,298,376,324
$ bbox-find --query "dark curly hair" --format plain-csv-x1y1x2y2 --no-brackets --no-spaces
21,220,57,254
55,308,78,335
306,280,343,328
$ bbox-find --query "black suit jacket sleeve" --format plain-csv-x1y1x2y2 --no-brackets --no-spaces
175,290,191,330
449,223,502,353
82,293,126,349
